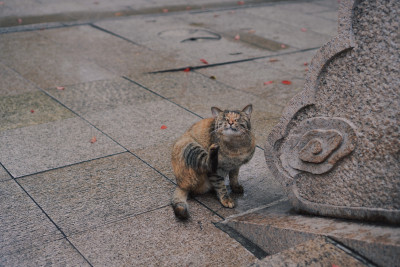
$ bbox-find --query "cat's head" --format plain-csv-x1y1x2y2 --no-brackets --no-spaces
211,104,253,137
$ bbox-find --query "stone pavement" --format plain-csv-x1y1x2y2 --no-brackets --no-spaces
0,0,378,266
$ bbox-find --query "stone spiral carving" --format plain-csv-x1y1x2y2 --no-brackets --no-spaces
281,117,357,175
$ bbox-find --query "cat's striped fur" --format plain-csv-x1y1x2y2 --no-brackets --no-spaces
171,104,255,219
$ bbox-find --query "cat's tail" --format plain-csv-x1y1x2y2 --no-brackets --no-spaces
172,187,189,220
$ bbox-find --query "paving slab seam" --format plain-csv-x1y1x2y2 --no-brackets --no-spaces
122,76,203,119
10,178,94,267
0,22,90,34
147,47,320,74
325,237,379,267
215,222,269,260
11,151,128,180
89,23,144,47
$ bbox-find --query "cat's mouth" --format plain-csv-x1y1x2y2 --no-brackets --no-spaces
223,127,239,135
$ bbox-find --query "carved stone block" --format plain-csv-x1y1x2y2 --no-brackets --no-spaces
265,0,400,223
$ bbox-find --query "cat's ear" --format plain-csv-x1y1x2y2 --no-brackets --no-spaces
242,104,253,118
211,107,222,118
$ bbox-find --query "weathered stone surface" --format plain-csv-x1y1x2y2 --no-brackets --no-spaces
224,200,400,267
265,0,400,223
254,237,367,267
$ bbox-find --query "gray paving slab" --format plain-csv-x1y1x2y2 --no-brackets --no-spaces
0,165,11,182
1,238,90,267
69,203,257,266
84,99,200,150
37,25,183,75
0,0,135,18
18,152,175,236
196,147,285,218
0,31,115,89
0,180,63,256
255,237,367,267
176,7,333,50
242,2,338,36
314,10,338,22
314,0,340,9
0,117,125,178
130,70,235,101
0,61,39,96
0,90,75,132
95,14,273,67
254,49,317,79
45,77,160,116
197,60,305,104
132,141,176,182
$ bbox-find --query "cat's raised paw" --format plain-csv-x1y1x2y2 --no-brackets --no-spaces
209,144,219,151
220,196,235,208
231,184,244,194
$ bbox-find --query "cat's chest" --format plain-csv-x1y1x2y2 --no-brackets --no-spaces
218,146,254,171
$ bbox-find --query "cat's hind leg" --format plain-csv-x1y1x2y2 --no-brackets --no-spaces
172,187,189,220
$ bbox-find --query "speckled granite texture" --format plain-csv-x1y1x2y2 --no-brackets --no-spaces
265,0,400,223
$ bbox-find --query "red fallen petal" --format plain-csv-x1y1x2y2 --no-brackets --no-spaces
304,62,308,66
183,67,191,72
30,109,34,113
269,58,279,62
17,18,22,24
282,80,292,85
200,59,209,64
114,12,123,16
163,8,168,13
234,34,240,40
161,125,167,130
332,265,340,267
238,1,245,5
56,86,65,90
264,81,273,85
280,44,286,48
305,67,309,71
301,27,307,32
90,136,97,143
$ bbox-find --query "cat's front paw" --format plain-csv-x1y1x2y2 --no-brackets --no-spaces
220,196,235,208
231,184,244,194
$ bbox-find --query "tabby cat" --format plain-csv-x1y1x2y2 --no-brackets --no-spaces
171,104,256,219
